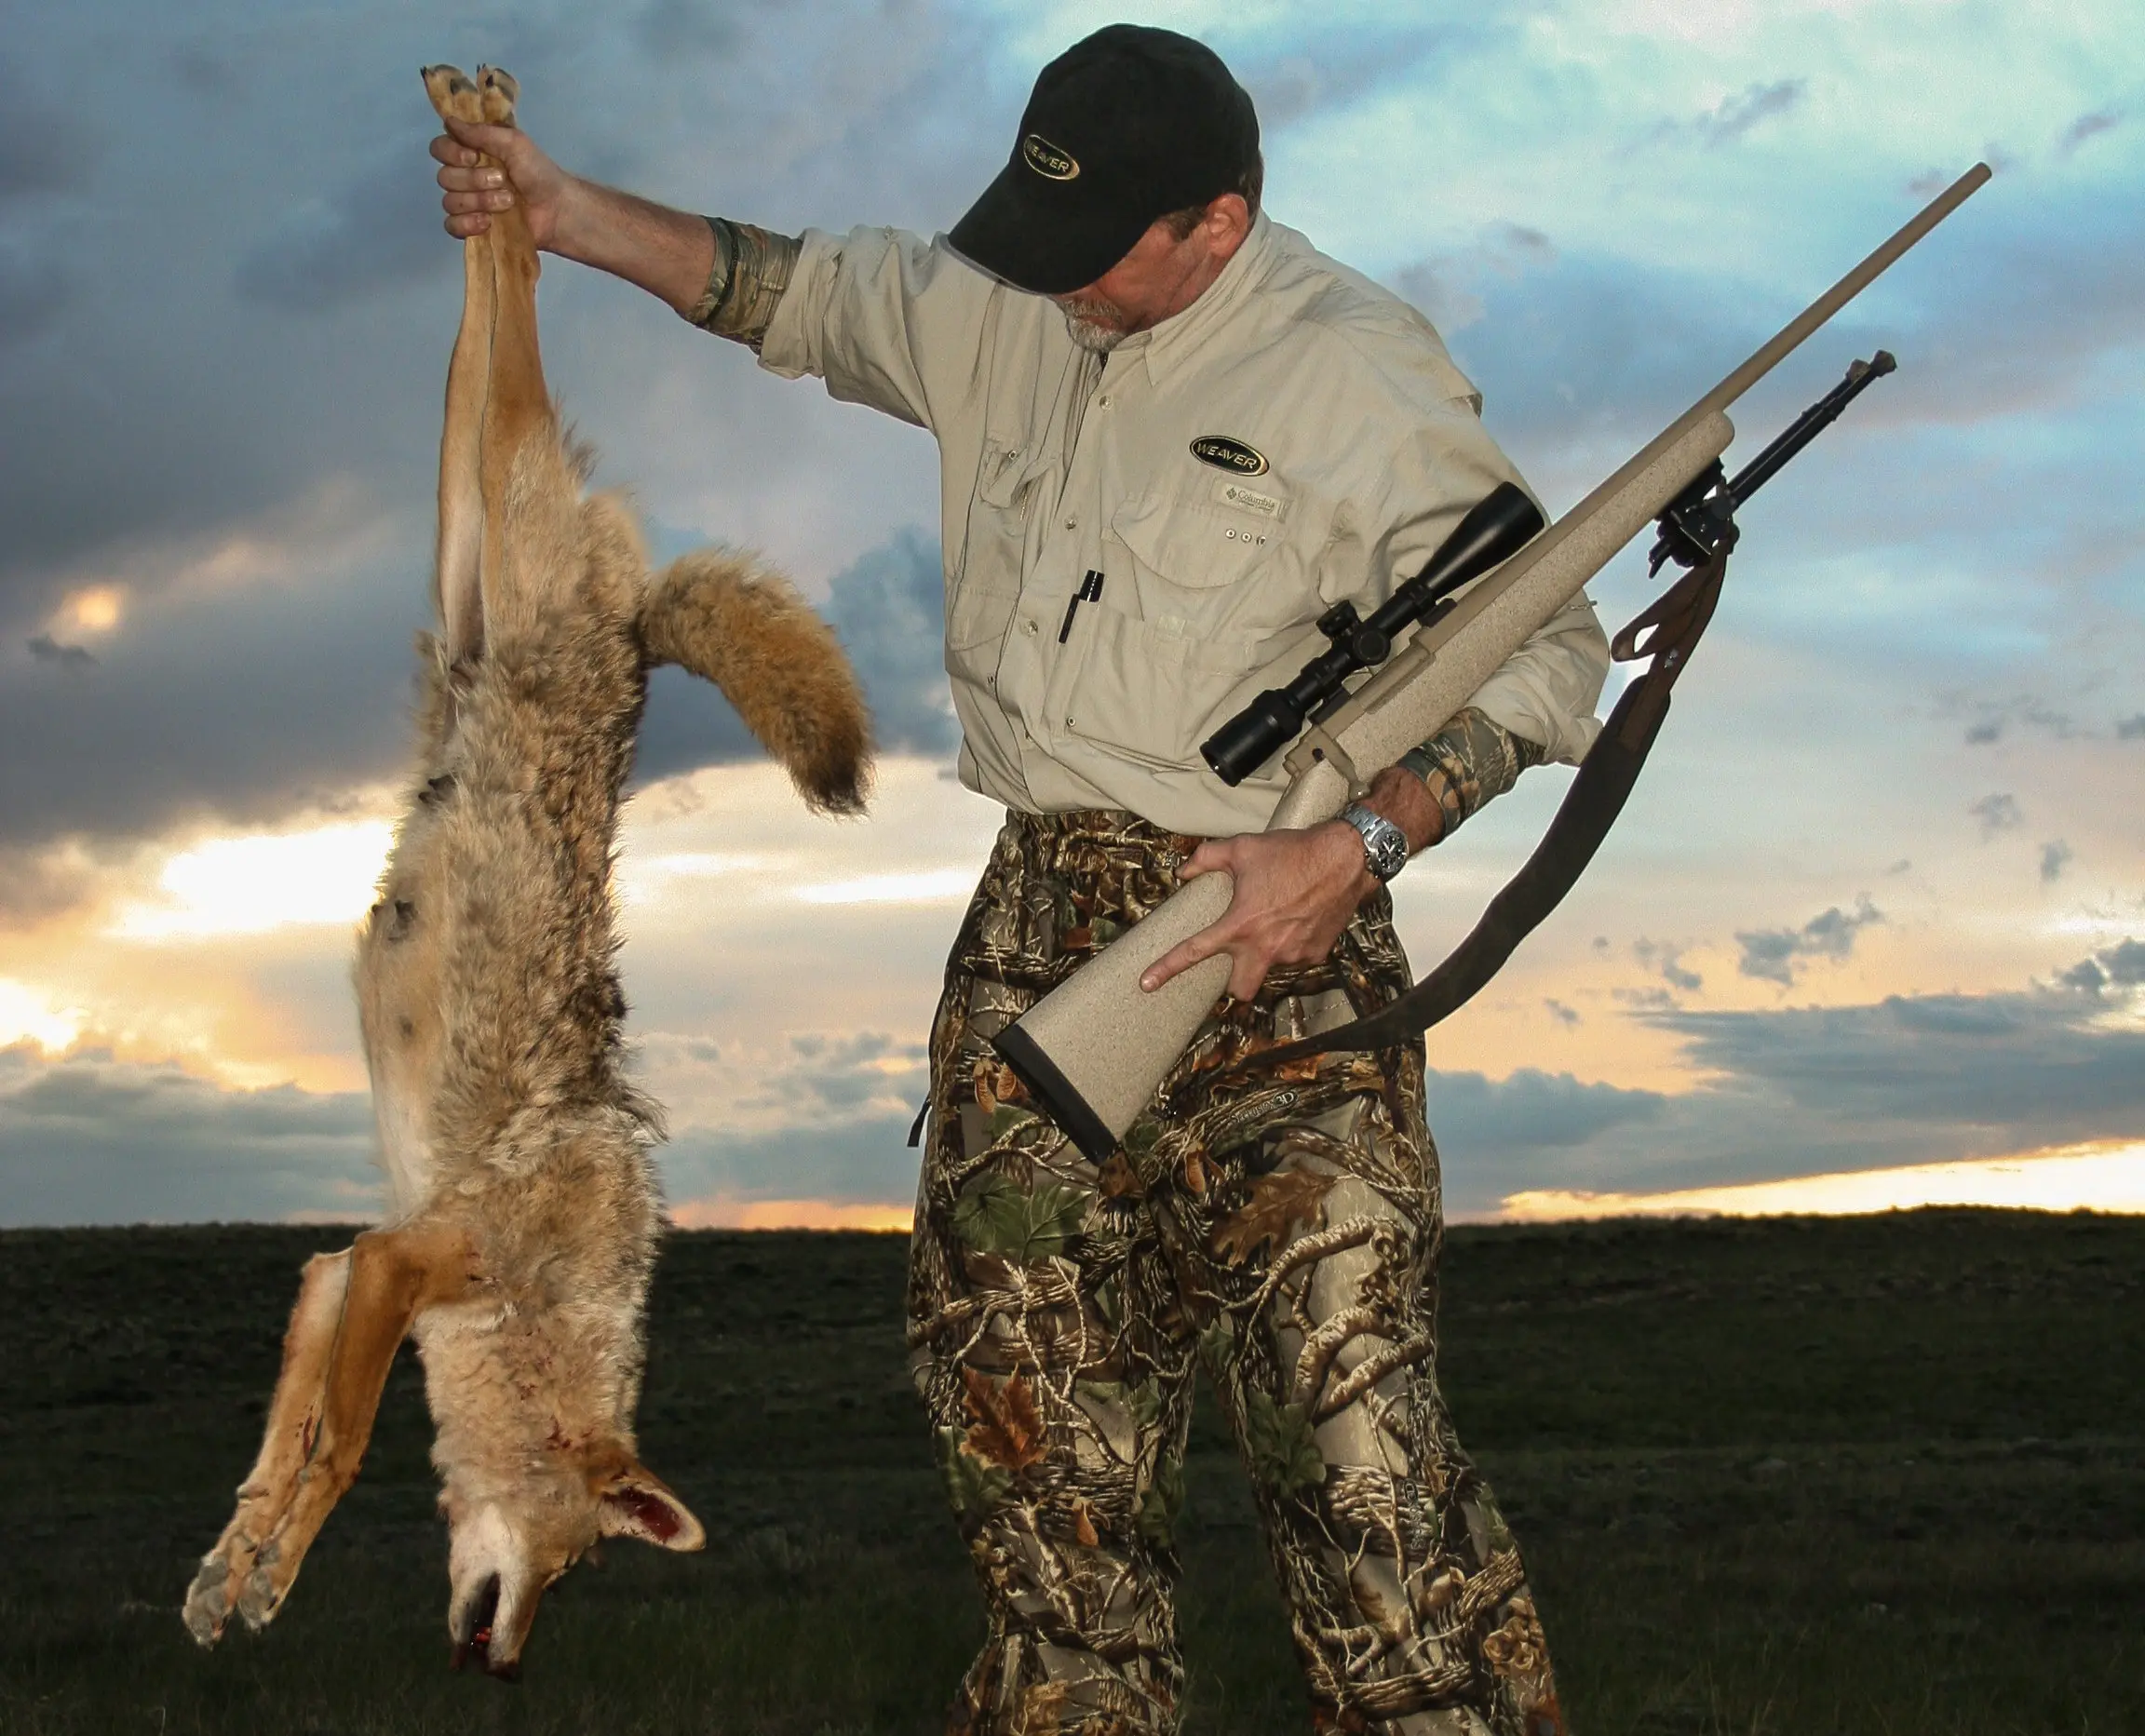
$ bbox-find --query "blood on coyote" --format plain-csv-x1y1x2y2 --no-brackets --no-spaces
182,64,872,1677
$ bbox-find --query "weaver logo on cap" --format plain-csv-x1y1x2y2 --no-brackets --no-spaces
1021,134,1080,181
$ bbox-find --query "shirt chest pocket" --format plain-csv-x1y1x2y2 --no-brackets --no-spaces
1108,489,1304,647
1053,491,1318,774
950,439,1052,657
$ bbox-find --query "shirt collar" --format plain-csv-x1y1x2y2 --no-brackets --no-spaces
1139,210,1276,388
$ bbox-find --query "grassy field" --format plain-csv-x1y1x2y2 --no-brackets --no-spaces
0,1209,2138,1735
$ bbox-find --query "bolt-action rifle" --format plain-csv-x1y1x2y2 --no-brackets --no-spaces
991,165,1990,1164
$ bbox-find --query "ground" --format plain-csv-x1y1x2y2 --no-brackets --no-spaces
0,1208,2138,1734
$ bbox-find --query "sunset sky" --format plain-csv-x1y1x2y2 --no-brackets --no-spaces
2,0,2139,1228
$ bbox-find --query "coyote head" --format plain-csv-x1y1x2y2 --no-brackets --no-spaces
441,1443,704,1677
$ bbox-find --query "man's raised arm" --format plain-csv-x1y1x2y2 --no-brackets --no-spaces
430,117,797,346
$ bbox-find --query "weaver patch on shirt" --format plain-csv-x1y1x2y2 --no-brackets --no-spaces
1190,434,1269,477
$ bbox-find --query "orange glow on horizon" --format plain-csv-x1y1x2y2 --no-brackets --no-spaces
669,1196,914,1232
1491,1138,2145,1222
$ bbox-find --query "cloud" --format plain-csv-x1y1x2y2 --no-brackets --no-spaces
2040,840,2072,884
1426,1067,1665,1155
1652,980,2145,1131
0,1047,375,1226
0,74,91,203
1634,937,1702,993
1394,222,1558,334
0,245,68,347
24,632,94,670
662,1111,918,1210
236,154,456,312
2057,108,2123,155
1434,965,2145,1214
1233,23,1474,134
2117,716,2145,741
1734,896,1882,986
1960,695,2077,747
1693,78,1808,148
1434,247,1766,457
0,512,424,853
2064,937,2145,995
1970,792,2022,838
822,528,958,754
632,0,746,59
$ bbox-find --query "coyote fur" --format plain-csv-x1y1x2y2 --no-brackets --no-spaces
182,65,871,1676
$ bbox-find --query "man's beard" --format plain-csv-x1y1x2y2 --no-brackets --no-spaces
1057,297,1130,354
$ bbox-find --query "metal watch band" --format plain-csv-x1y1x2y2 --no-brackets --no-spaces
1341,802,1410,883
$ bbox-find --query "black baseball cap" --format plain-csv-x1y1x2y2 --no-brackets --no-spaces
950,24,1260,296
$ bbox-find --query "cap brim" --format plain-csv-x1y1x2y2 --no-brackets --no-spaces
949,161,1153,296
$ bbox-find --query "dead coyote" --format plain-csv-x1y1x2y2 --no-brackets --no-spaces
182,64,870,1675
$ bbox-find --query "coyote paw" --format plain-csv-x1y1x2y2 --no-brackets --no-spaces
182,1553,232,1648
182,1527,267,1647
421,64,487,128
477,65,519,127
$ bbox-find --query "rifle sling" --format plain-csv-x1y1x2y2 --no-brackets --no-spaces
1245,536,1735,1069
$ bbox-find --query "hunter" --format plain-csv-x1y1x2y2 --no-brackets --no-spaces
434,24,1599,1735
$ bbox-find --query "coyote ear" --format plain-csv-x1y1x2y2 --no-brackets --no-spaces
596,1464,706,1553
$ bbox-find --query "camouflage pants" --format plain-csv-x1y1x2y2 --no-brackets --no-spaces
907,811,1565,1736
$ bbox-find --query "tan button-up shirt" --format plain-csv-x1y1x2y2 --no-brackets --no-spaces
761,213,1610,838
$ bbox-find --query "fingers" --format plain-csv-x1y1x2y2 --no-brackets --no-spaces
1140,924,1227,994
1174,839,1235,882
441,116,519,156
434,132,514,237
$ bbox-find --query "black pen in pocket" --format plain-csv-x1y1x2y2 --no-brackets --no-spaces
1058,570,1105,642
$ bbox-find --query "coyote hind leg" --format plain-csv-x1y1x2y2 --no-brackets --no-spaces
183,1248,351,1646
423,64,496,667
471,67,574,652
182,1224,475,1644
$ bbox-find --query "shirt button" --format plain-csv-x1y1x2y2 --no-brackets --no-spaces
1022,619,1039,636
1063,517,1077,531
1098,393,1111,408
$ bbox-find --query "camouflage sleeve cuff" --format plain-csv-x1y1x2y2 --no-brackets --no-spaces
1396,707,1545,842
682,217,801,352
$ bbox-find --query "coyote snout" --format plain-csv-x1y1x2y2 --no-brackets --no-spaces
182,64,870,1676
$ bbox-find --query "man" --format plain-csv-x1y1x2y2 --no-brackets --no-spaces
436,24,1597,1735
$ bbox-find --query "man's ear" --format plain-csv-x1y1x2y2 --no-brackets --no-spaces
596,1463,707,1552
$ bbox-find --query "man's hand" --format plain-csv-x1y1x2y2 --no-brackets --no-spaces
432,118,573,249
1140,765,1446,1003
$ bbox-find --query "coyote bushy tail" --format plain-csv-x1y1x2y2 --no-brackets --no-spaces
182,63,871,1678
641,550,870,815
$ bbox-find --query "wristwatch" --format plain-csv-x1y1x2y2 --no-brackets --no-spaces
1340,802,1410,883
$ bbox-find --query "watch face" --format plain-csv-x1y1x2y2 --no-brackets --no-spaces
1345,805,1409,882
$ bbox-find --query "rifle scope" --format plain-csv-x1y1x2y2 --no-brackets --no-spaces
1201,480,1545,787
